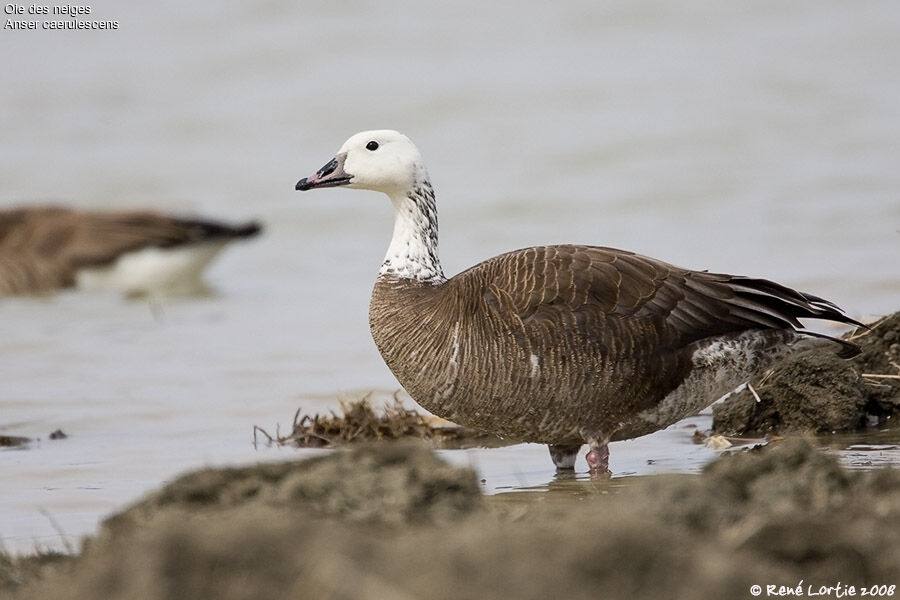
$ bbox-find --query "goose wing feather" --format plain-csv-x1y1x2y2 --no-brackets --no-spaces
455,244,861,357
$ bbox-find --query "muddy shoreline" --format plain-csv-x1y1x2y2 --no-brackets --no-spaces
3,437,899,600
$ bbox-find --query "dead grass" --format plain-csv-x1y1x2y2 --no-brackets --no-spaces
0,547,70,596
254,393,505,449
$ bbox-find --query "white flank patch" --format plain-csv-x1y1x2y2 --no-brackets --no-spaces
529,353,540,377
75,241,227,296
449,321,460,366
692,339,746,369
637,330,784,429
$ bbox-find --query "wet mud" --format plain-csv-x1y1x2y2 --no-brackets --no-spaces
714,312,900,435
4,438,899,600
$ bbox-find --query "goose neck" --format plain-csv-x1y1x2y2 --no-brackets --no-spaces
380,181,445,284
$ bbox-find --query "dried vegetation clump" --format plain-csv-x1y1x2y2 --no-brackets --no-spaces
254,394,503,449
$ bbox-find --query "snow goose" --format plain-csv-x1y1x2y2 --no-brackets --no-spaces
295,130,863,474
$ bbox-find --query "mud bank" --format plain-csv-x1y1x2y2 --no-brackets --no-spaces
4,438,899,600
714,311,900,435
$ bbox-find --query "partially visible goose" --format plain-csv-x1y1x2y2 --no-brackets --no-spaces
0,206,261,296
295,130,864,474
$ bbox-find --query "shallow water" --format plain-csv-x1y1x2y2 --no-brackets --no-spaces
2,0,899,554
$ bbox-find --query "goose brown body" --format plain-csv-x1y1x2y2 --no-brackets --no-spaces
370,244,858,446
296,129,863,473
0,206,261,295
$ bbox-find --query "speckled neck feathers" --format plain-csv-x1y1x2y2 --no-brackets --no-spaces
379,180,445,284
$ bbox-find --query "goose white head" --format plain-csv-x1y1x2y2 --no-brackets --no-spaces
295,130,428,199
296,130,444,283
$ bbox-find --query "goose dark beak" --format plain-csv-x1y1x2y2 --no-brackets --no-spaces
295,153,352,191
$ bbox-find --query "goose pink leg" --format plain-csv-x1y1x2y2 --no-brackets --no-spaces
585,442,610,475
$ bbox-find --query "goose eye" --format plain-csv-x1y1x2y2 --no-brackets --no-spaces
366,141,379,151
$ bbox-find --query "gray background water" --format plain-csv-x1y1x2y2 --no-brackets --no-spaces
2,0,898,553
